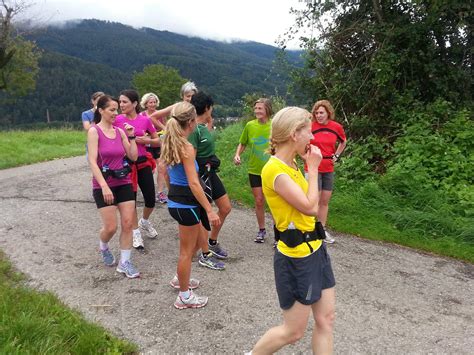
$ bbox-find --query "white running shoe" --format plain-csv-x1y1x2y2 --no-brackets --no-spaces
174,291,208,309
116,260,140,278
133,229,144,249
139,218,158,239
324,230,336,244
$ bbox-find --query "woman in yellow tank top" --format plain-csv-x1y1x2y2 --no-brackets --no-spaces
248,107,336,354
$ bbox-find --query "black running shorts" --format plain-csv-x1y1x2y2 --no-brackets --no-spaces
248,173,262,188
274,244,336,310
93,183,135,209
168,207,211,231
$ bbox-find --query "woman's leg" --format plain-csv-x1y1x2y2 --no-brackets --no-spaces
137,166,156,220
98,206,118,244
115,200,140,277
177,224,201,291
317,190,333,226
117,200,135,250
174,221,208,309
251,186,266,229
156,158,167,195
137,166,158,239
198,224,210,254
252,301,312,354
311,287,336,354
210,193,232,241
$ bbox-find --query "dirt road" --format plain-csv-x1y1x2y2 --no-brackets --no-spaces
0,156,472,353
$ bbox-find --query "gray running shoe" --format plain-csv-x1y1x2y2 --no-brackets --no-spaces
139,218,158,239
254,229,266,243
133,229,144,249
169,275,200,290
198,253,225,270
324,231,336,244
208,241,228,259
116,260,140,278
100,248,115,266
174,291,208,310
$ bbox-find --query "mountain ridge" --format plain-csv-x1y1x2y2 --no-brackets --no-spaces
0,19,302,125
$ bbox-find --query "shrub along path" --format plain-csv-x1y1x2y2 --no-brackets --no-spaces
0,156,472,353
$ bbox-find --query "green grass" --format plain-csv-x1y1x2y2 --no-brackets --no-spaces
0,252,137,354
0,129,86,169
330,189,474,262
216,124,255,206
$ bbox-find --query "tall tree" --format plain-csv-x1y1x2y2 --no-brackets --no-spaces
0,0,41,96
285,0,472,138
132,64,186,108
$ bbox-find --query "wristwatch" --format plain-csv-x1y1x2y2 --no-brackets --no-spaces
333,154,340,161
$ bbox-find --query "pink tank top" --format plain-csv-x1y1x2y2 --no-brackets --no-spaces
92,125,131,189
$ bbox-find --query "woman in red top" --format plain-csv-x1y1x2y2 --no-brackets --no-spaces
310,100,346,243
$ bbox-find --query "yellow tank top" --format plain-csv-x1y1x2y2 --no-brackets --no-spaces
262,156,322,258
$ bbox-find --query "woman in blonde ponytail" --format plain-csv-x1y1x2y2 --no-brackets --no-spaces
249,107,336,354
161,101,220,310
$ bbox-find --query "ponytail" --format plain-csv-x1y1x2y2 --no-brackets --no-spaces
160,102,197,166
268,138,277,155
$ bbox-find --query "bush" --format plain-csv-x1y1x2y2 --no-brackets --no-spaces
335,100,473,245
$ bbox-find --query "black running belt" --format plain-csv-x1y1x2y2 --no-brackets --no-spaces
311,128,345,143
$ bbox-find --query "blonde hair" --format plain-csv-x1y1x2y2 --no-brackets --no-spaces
161,101,197,166
180,81,198,98
140,93,160,110
255,98,273,117
311,99,335,122
269,107,311,155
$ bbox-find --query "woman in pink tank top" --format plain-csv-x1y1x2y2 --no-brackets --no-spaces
87,95,141,279
115,90,161,250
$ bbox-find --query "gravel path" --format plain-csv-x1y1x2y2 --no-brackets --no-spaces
0,156,473,354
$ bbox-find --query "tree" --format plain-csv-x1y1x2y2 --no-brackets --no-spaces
284,0,473,138
0,0,41,96
132,64,186,108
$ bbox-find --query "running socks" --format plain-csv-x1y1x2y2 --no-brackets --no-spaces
99,241,109,251
209,239,217,246
179,289,191,299
120,249,131,264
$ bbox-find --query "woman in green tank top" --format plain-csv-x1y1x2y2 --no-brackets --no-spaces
233,98,272,243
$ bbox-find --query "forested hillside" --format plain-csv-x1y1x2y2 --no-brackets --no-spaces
0,51,130,124
0,19,301,125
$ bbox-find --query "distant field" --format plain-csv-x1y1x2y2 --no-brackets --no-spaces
0,129,85,170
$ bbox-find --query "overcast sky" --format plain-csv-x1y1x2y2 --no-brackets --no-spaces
26,0,308,49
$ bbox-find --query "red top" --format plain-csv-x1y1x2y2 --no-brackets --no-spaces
309,120,346,173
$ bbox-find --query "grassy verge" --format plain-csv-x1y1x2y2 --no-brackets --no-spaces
0,129,86,170
215,124,474,264
1,128,137,352
0,251,137,354
330,189,474,262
